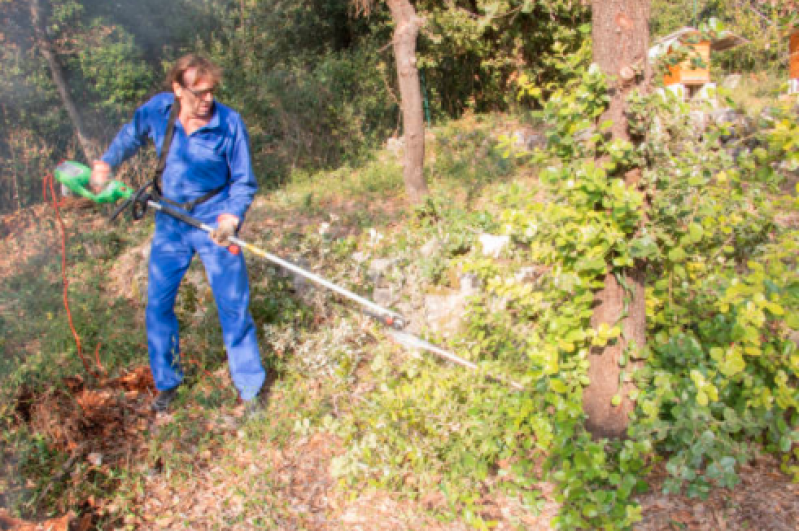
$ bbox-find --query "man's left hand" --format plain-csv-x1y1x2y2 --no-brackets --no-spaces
211,214,239,246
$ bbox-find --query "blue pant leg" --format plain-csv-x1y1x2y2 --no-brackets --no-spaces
193,231,265,400
147,218,194,391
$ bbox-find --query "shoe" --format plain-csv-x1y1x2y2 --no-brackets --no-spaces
151,386,180,413
243,393,267,421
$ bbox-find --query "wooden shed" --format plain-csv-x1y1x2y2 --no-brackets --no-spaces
790,28,799,80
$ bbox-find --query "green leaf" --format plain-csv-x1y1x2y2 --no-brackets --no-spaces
668,247,686,263
550,379,568,394
688,223,703,243
697,390,708,406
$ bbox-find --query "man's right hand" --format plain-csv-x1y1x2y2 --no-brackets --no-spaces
90,160,112,192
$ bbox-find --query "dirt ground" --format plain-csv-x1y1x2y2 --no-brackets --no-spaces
2,201,799,531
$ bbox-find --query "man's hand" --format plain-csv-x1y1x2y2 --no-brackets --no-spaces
210,214,239,246
90,160,112,192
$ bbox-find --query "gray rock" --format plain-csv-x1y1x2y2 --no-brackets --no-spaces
515,265,547,284
479,234,510,258
372,287,396,308
574,126,597,145
721,74,742,90
512,128,546,152
424,289,469,338
367,258,397,285
689,110,709,136
420,238,441,258
458,273,481,295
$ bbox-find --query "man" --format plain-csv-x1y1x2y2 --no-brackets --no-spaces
91,54,266,417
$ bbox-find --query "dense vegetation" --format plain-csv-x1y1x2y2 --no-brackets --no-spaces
1,0,798,529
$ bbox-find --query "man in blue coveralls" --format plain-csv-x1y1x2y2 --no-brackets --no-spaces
90,54,266,417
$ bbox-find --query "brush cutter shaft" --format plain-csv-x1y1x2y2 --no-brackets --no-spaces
388,330,526,391
149,200,406,329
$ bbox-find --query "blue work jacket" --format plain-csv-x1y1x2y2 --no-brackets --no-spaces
101,92,257,222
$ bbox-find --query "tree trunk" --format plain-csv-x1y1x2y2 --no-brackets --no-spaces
387,0,428,203
583,0,651,439
30,0,97,163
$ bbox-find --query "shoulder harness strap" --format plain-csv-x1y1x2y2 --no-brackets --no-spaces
151,99,225,212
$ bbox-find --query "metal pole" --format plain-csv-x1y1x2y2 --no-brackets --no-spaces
146,200,525,392
147,200,406,329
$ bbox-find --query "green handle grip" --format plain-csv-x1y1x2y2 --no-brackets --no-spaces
54,161,133,204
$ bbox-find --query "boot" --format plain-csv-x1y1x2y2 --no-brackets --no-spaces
151,386,180,413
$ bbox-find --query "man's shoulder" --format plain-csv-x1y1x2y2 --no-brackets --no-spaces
214,101,245,128
140,92,175,114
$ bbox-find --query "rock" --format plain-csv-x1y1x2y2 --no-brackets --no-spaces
424,289,469,338
458,272,481,294
351,251,369,264
515,265,547,284
423,273,483,337
479,234,510,258
386,136,403,157
722,74,742,90
574,125,597,145
708,108,754,143
372,287,395,308
419,238,441,258
689,110,709,136
367,258,397,285
512,128,546,152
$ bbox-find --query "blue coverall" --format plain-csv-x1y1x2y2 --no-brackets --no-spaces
101,92,266,400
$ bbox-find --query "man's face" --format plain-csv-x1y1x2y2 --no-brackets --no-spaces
174,67,215,119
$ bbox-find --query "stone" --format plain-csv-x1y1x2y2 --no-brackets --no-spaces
722,74,742,90
458,272,481,294
512,128,546,152
479,234,510,258
515,265,546,284
424,289,468,338
372,287,395,308
419,238,441,258
367,258,397,285
386,136,404,157
574,125,597,145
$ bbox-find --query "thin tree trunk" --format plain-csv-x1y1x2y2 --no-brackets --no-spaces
583,0,651,439
387,0,428,203
30,0,96,163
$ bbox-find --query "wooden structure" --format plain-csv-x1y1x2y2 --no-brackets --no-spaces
649,26,747,101
662,38,711,86
791,28,799,81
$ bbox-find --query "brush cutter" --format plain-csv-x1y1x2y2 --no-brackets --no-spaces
55,161,525,391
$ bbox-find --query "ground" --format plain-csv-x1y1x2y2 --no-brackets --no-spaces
1,196,798,531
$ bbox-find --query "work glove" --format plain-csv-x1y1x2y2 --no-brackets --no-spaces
90,160,112,193
210,214,239,247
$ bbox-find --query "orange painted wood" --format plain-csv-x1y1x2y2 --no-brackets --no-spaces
663,40,711,86
790,31,799,80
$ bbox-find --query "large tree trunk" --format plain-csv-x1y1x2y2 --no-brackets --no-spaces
583,0,651,439
387,0,428,203
30,0,96,163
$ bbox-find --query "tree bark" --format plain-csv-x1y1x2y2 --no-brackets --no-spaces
30,0,97,163
387,0,428,203
583,0,651,439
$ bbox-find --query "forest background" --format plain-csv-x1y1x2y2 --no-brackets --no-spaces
0,0,795,212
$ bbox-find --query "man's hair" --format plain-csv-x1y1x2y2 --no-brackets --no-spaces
165,54,223,89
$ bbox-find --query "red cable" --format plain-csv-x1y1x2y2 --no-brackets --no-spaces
43,173,102,379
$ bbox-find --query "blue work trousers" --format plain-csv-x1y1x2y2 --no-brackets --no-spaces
146,214,265,400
